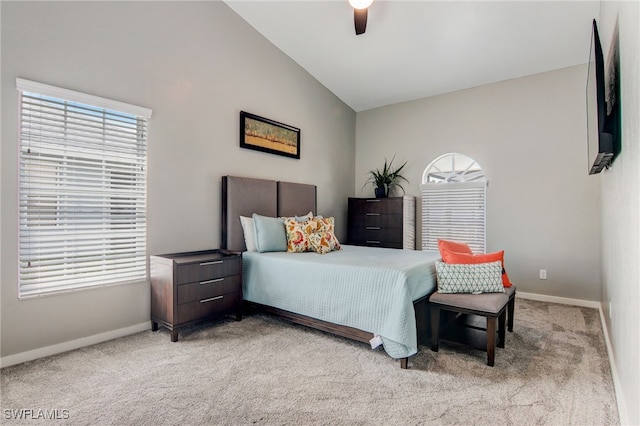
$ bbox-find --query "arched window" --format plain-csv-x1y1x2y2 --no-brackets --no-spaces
421,153,487,253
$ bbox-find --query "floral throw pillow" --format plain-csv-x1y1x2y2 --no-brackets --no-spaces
309,217,341,254
308,230,340,254
284,217,341,254
284,218,314,252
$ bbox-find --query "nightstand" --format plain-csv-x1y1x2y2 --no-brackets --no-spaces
150,249,242,341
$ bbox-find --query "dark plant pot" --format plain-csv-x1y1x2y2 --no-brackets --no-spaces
374,187,387,198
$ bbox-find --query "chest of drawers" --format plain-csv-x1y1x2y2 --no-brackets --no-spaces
347,196,415,249
150,249,242,341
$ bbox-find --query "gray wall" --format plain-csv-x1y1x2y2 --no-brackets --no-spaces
1,1,355,358
598,2,640,424
354,65,603,301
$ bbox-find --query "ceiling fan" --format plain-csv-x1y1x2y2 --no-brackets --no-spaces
349,0,373,35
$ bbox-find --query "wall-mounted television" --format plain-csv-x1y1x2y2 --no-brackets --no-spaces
586,19,620,175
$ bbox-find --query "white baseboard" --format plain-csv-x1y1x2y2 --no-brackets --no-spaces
517,291,627,425
597,302,628,425
516,291,601,309
0,322,151,368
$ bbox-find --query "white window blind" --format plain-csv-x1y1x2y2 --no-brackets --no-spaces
17,79,152,298
421,181,487,254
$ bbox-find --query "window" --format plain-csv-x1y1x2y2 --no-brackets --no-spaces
17,79,152,298
421,153,487,254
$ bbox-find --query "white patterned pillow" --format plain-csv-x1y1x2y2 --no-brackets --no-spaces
435,261,505,294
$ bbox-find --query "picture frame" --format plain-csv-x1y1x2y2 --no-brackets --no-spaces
240,111,300,159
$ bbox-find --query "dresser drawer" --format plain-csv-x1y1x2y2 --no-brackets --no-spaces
348,226,402,243
348,213,402,228
350,240,403,249
348,225,403,248
348,198,403,214
176,291,242,325
177,274,242,305
175,257,241,285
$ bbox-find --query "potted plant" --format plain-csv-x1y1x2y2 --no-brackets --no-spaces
364,156,409,198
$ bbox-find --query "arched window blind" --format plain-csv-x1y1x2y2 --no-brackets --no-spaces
17,78,152,298
421,153,487,254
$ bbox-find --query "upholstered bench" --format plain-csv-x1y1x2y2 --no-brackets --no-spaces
429,285,516,366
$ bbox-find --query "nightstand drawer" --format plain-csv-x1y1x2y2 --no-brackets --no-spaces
175,257,241,285
176,291,242,324
177,275,241,305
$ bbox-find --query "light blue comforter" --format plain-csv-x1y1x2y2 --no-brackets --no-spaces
242,245,440,359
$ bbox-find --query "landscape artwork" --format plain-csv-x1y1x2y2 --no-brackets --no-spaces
240,111,300,159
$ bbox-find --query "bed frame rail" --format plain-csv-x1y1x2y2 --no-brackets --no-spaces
243,294,432,369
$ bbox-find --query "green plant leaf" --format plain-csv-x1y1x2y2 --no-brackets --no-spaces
363,155,409,194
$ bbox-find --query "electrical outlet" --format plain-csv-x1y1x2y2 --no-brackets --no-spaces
539,269,547,280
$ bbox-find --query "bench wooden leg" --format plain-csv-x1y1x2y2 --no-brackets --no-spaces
486,317,496,367
430,306,441,352
498,311,506,348
507,295,515,332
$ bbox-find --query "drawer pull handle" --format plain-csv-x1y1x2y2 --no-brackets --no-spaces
366,240,382,244
200,278,224,285
365,199,381,202
200,260,223,266
200,295,223,303
366,213,381,216
366,226,381,230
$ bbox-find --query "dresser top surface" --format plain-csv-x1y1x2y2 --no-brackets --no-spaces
348,196,414,200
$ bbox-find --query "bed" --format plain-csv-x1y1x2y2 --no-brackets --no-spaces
221,175,440,368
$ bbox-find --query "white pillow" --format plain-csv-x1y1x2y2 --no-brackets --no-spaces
240,216,256,252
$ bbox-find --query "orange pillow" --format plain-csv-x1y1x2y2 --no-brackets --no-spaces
440,249,512,287
437,239,473,255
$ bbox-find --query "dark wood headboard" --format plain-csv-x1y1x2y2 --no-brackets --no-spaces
221,176,317,252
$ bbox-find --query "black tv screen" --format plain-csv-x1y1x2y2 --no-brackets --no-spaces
586,19,614,175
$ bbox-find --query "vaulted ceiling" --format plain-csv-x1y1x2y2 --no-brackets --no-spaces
224,1,600,112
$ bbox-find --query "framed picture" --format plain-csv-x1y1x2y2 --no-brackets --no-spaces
240,111,300,159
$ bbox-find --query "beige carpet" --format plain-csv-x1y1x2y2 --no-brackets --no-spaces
1,298,619,425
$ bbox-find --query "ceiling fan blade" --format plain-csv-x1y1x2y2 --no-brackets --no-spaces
354,8,368,35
